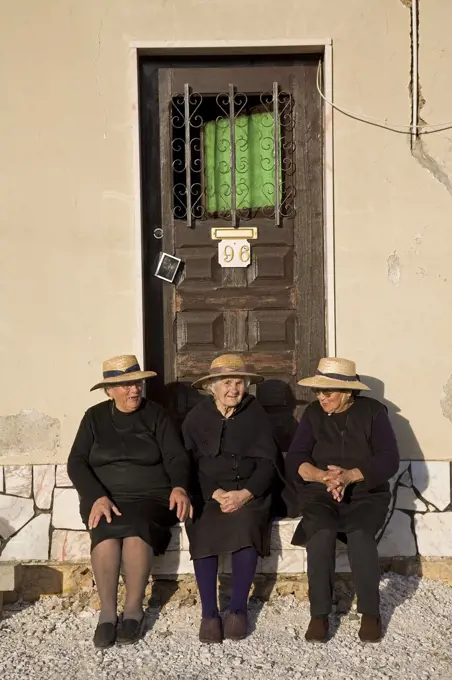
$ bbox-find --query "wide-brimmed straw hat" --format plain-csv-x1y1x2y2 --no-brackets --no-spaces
297,357,370,391
90,355,157,391
192,354,263,390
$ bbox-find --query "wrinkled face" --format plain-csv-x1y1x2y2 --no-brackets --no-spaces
313,389,352,414
211,377,246,410
106,380,144,413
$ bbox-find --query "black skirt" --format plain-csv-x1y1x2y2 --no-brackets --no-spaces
186,495,272,560
292,484,390,546
80,493,178,554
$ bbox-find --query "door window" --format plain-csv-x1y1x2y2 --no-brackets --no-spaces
171,87,295,225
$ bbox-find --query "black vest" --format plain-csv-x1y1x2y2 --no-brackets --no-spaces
305,397,389,492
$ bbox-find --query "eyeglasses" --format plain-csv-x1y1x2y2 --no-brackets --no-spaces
312,389,343,396
115,381,144,390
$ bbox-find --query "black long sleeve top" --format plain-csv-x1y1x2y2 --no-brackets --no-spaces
67,399,190,506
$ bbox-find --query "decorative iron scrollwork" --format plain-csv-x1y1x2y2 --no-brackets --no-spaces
170,82,296,227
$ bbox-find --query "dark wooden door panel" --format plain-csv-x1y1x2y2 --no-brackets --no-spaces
248,310,296,351
176,310,248,353
177,247,221,286
139,56,325,436
176,311,226,351
176,288,294,312
246,245,294,287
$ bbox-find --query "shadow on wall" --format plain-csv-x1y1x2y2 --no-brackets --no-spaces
361,376,424,460
360,376,428,510
0,519,16,545
0,565,63,617
16,566,64,603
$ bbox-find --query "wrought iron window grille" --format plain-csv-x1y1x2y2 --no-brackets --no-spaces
171,83,296,227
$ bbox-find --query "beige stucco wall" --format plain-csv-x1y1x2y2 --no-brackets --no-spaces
1,0,452,463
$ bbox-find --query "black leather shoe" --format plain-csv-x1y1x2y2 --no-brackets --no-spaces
305,617,329,643
93,622,117,649
116,617,145,645
359,615,382,643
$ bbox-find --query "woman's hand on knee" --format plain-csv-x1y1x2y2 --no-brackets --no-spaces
88,496,122,530
169,487,193,522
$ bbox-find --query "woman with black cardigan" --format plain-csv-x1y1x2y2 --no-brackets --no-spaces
285,358,399,644
183,354,280,644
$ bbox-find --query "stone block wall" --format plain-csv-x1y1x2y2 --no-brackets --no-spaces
0,462,451,572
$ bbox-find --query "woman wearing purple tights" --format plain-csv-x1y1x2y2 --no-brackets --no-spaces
182,354,280,643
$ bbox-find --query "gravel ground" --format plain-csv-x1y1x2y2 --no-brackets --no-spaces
0,574,451,680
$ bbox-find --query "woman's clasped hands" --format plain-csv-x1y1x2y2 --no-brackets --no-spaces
322,466,364,502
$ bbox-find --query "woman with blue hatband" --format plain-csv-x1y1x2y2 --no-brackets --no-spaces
285,358,399,644
68,354,191,649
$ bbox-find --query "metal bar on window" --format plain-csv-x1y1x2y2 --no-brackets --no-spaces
184,83,192,227
229,83,237,227
273,81,281,227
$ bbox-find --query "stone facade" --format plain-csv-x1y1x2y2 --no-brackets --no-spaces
0,462,451,572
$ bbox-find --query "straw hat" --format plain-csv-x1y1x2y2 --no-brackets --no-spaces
298,357,370,391
192,354,263,390
90,355,157,391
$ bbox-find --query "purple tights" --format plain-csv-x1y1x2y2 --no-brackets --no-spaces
193,547,258,618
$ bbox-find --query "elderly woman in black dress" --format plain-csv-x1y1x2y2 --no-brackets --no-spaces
182,354,279,644
285,358,399,644
67,355,191,649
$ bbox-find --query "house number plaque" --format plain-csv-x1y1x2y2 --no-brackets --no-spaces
210,227,258,269
218,239,251,268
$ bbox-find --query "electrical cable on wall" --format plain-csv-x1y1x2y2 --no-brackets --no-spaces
316,62,452,135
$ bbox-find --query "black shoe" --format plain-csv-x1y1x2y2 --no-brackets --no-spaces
305,617,329,643
116,617,145,645
93,622,117,649
359,615,382,643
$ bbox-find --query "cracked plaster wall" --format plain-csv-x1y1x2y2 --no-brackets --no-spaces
416,1,452,199
0,411,60,464
1,0,452,463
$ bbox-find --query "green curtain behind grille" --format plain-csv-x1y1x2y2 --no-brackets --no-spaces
204,112,281,213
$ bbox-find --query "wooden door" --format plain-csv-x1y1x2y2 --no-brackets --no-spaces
139,56,325,447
